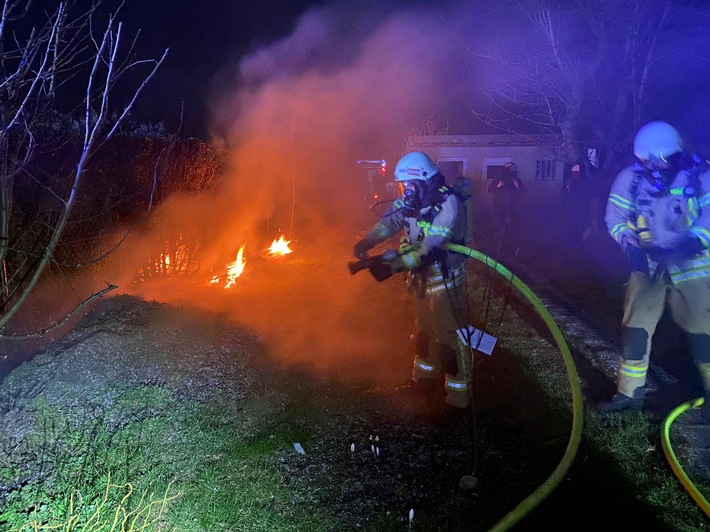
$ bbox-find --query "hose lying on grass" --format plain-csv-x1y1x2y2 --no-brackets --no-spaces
661,397,710,518
445,244,584,531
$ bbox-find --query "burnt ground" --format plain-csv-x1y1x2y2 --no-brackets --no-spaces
0,227,708,530
0,291,586,531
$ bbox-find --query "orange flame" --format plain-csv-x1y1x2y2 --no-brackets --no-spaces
268,235,293,255
224,246,247,288
209,245,247,288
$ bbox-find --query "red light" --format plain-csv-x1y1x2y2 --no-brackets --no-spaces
380,160,386,176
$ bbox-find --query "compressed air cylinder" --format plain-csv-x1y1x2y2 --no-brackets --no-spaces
635,214,653,245
453,176,474,244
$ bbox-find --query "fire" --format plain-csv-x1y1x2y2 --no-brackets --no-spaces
268,235,293,256
210,245,247,288
224,246,247,288
208,237,290,288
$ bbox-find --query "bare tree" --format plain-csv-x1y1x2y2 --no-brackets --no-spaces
467,0,710,172
0,0,168,334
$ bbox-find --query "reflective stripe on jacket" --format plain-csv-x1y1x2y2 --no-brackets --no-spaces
605,165,710,285
363,193,467,274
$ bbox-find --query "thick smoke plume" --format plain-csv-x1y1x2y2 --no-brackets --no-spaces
110,1,478,386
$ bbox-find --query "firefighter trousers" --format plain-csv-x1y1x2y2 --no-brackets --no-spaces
617,271,710,398
410,277,472,408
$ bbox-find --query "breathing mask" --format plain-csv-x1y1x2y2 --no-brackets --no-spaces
637,152,682,196
638,152,699,197
401,181,425,216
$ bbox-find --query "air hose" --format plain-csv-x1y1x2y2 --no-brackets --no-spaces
660,397,710,518
445,243,584,531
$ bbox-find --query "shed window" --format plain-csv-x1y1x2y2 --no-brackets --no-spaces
535,160,556,181
437,159,466,180
482,156,512,180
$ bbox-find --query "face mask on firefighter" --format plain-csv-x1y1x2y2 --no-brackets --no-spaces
639,152,684,196
402,181,424,215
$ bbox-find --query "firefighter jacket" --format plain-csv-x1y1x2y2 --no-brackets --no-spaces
361,191,467,285
605,162,710,285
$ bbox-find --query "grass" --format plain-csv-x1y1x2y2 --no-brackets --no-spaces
472,268,710,530
584,410,710,530
0,268,708,531
0,386,337,531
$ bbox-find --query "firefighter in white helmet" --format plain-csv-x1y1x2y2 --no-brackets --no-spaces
352,151,472,422
601,120,710,421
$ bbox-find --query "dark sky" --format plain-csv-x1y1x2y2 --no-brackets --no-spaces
114,0,710,148
19,0,710,146
117,0,331,138
105,0,471,140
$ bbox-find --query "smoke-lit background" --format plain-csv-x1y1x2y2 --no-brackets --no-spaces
112,0,487,385
6,0,710,385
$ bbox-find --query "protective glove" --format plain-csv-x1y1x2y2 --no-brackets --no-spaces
668,234,703,259
643,244,668,263
369,260,393,282
626,246,649,275
353,240,373,260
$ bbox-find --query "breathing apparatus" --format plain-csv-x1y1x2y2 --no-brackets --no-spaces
394,151,440,217
681,153,708,197
631,120,706,198
633,152,706,199
401,181,426,216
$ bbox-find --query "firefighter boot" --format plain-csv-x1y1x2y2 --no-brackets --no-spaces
434,403,471,427
394,378,442,406
598,387,646,413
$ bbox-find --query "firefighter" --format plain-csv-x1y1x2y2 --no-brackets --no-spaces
601,120,710,421
352,151,471,422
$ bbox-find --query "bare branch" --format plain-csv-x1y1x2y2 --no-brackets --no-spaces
55,135,174,268
105,48,169,140
0,0,168,330
0,282,117,339
464,0,709,169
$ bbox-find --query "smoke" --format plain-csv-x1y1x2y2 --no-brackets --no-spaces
208,0,479,232
107,0,485,388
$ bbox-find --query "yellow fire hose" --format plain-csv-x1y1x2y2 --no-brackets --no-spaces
445,244,584,530
446,243,710,527
660,397,710,518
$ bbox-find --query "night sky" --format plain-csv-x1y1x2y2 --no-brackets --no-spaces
103,0,463,140
21,0,710,148
116,0,331,138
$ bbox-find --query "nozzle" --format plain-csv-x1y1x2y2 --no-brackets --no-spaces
348,260,368,275
348,255,383,275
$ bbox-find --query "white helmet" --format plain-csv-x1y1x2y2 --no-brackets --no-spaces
633,121,683,162
394,151,439,182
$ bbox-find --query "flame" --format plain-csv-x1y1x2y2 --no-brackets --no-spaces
269,235,293,256
223,245,246,288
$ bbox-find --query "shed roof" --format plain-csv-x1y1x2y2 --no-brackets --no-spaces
408,134,561,148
